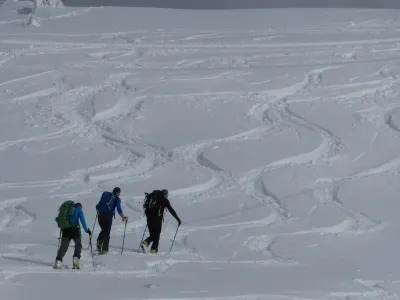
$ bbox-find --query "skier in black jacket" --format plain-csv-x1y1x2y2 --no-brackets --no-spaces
141,189,181,254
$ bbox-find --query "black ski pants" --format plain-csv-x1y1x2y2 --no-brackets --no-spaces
56,227,81,262
97,213,113,252
144,216,162,252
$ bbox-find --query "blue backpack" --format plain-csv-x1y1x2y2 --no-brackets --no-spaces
96,192,117,214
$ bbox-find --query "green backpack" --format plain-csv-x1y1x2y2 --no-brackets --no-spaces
57,200,76,230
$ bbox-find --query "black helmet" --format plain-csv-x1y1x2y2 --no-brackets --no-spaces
161,189,168,197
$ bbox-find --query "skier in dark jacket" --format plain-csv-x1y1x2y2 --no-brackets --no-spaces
141,189,181,254
96,187,128,254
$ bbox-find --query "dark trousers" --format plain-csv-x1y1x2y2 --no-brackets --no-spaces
97,213,113,251
56,227,81,261
144,216,162,252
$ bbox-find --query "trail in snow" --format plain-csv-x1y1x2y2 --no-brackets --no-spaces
2,6,400,300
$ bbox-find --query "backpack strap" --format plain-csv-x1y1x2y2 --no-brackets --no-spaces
143,192,149,216
106,194,116,211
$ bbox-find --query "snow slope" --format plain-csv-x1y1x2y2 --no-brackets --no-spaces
1,3,400,300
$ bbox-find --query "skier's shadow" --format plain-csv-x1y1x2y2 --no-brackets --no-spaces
2,0,37,15
1,255,54,267
17,7,34,15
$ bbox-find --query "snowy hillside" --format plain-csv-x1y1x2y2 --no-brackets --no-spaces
1,3,400,300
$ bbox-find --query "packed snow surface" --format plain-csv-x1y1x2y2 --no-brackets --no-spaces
1,3,400,300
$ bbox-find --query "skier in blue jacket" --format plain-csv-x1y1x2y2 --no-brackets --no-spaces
54,203,91,270
96,187,128,254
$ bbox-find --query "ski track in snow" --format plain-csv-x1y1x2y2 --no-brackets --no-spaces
3,7,400,299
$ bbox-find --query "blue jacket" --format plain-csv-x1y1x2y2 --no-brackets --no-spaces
96,191,123,217
55,207,89,233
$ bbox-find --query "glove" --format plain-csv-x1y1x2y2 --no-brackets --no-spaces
177,218,182,226
87,229,92,236
122,216,128,222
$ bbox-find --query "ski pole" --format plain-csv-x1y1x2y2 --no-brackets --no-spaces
137,224,147,253
121,220,127,255
88,212,98,250
57,230,62,249
88,232,96,272
169,225,179,254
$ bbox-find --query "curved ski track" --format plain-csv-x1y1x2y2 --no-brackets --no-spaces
2,10,400,299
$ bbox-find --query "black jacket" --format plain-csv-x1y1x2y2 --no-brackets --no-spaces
145,190,180,222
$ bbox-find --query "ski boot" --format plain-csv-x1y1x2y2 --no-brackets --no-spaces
54,259,62,270
97,240,103,253
73,257,80,269
150,249,157,254
140,241,148,253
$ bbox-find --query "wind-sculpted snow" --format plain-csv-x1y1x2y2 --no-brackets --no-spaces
1,5,400,300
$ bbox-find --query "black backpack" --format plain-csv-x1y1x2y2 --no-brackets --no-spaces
143,190,164,216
